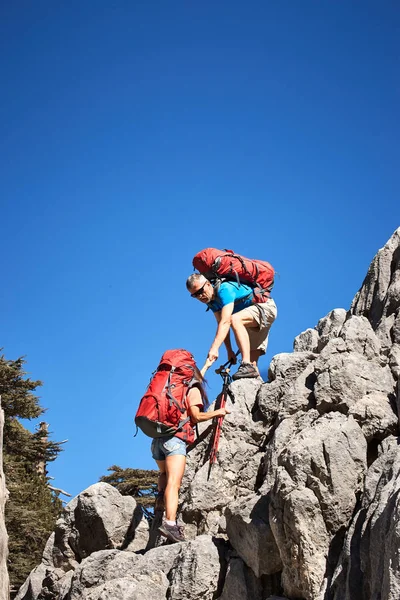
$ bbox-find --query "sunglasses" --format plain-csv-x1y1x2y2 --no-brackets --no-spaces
191,282,208,298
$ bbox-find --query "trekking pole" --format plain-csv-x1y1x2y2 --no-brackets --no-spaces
207,353,238,478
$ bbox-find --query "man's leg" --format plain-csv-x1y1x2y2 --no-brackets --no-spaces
247,299,277,368
230,311,260,379
250,349,262,367
230,311,259,363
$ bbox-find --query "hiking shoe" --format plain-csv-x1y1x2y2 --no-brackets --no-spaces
232,361,259,380
154,491,165,513
159,521,185,543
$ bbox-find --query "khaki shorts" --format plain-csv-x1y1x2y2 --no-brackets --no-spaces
241,298,277,355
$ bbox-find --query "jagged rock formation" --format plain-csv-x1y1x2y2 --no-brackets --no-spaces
15,228,400,600
0,397,9,600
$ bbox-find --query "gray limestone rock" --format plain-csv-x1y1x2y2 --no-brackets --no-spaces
224,378,266,446
125,514,149,552
339,315,382,359
397,379,400,422
70,536,222,600
293,328,320,353
332,436,400,600
16,483,138,599
351,227,400,333
314,349,394,414
271,468,330,600
392,309,400,344
389,343,400,378
15,564,51,600
268,351,318,383
258,352,318,421
260,410,320,491
269,413,367,600
277,414,366,532
316,308,347,350
277,360,318,419
168,535,223,600
218,557,263,600
67,550,169,600
225,495,281,577
348,391,398,442
256,379,284,424
53,482,136,569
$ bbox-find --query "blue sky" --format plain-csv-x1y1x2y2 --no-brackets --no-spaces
1,1,399,499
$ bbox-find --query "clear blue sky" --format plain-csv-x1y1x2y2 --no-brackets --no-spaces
1,1,399,499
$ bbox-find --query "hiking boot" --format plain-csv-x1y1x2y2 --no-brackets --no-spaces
232,361,259,380
154,491,165,513
158,520,185,543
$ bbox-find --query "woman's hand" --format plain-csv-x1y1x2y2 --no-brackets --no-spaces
200,357,214,377
217,407,231,417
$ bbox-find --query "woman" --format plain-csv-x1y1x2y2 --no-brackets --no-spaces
152,358,230,543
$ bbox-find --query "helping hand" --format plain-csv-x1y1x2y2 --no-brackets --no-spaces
208,347,219,363
200,356,214,377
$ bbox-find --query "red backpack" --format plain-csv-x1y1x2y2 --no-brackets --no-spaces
135,349,199,444
192,248,275,302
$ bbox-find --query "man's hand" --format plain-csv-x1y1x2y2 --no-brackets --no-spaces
227,350,237,365
208,346,219,363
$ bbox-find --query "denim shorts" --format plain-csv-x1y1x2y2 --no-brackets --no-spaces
151,436,187,461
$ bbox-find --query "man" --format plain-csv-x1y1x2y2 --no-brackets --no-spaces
186,274,277,380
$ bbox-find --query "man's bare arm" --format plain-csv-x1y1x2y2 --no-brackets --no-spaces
214,310,233,352
208,303,235,362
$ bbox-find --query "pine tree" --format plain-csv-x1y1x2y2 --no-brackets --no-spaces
100,465,158,508
0,352,63,594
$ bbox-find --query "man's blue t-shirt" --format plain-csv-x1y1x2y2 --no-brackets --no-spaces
207,281,254,314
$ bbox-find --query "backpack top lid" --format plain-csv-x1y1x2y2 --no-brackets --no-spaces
157,349,196,379
192,248,223,275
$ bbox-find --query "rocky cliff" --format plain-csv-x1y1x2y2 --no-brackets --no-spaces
15,228,400,600
0,398,9,600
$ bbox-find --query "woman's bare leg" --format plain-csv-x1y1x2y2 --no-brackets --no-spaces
163,454,186,522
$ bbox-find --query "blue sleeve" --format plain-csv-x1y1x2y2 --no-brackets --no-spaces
217,284,237,307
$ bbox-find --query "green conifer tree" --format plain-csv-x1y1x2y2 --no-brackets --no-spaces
0,353,63,594
100,465,158,508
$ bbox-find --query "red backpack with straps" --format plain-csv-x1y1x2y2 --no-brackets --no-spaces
135,349,199,444
192,248,275,302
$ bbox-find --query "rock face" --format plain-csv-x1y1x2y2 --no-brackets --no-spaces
16,227,400,600
0,398,9,600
